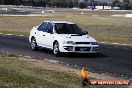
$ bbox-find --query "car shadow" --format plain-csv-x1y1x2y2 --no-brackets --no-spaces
38,48,108,58
60,53,107,58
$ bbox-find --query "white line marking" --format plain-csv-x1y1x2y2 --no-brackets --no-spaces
0,32,28,37
0,32,131,46
24,56,31,59
19,35,25,36
6,34,14,35
49,60,59,63
101,42,132,46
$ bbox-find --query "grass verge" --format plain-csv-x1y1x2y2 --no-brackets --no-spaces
0,53,81,88
0,53,129,88
0,14,132,44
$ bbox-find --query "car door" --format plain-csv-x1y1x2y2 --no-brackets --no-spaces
35,22,48,47
42,22,54,49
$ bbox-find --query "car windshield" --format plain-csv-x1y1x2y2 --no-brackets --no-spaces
54,23,85,34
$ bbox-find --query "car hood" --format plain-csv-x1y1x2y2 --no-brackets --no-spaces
56,34,97,42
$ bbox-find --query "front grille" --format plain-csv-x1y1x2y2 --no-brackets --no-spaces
75,42,91,44
75,47,91,51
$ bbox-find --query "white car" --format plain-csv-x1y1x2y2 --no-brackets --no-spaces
29,21,99,56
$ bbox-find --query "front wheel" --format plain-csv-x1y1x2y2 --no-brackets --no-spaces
31,38,38,51
53,42,60,56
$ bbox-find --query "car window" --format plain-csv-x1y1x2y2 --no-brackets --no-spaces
37,22,47,32
46,22,53,32
55,23,84,34
55,23,67,34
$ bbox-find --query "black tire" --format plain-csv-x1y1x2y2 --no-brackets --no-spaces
31,38,38,51
53,42,60,56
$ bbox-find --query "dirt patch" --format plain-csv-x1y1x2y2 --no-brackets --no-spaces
21,57,124,80
23,58,132,87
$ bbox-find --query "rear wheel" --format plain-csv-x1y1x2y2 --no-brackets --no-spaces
53,42,60,56
31,38,38,51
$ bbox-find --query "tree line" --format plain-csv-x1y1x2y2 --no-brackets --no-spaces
0,0,132,10
0,0,77,7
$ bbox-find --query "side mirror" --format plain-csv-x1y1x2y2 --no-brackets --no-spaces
84,31,88,34
33,27,36,29
33,26,38,29
47,30,53,34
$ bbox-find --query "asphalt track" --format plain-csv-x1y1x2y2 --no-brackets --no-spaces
0,34,132,79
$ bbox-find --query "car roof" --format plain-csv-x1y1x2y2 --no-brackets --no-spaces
44,21,74,24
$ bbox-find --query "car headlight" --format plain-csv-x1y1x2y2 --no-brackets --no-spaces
63,41,76,45
91,42,97,45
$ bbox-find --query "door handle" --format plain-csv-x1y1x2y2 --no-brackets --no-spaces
43,35,45,36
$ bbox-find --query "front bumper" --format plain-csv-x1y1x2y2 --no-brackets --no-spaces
59,44,99,53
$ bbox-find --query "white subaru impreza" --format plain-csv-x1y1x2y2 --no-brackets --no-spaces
29,21,99,56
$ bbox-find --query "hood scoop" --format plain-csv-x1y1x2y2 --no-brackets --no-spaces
71,34,83,36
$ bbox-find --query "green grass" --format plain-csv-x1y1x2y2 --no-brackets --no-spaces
0,53,129,88
0,53,81,88
0,11,132,44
